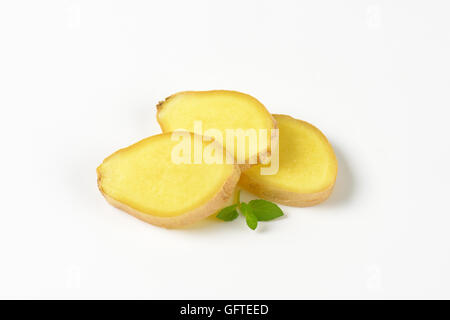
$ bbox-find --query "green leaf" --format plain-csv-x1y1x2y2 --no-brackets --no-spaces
246,212,258,230
216,204,239,221
248,199,284,221
240,202,258,230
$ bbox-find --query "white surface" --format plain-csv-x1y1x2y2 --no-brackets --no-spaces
1,0,449,299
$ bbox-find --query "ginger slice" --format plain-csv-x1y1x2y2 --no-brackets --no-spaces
156,90,277,168
239,114,337,207
97,133,240,228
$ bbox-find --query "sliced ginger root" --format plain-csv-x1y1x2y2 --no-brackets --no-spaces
156,90,277,169
239,114,337,207
97,133,240,228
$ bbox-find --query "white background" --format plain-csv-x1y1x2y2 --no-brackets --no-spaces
0,0,449,299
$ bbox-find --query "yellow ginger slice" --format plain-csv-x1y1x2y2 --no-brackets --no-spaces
239,114,337,207
156,90,277,168
97,133,240,228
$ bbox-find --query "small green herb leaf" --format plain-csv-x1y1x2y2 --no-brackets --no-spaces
246,212,258,230
248,199,284,221
217,196,283,230
216,204,239,221
240,202,258,230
